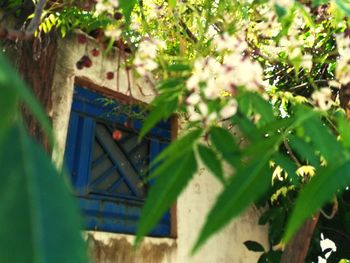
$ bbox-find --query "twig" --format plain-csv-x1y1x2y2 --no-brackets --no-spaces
320,198,338,220
283,140,301,167
179,19,198,43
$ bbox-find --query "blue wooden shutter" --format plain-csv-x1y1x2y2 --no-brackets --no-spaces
64,86,171,237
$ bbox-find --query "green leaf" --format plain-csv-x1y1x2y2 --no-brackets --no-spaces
237,92,274,126
167,63,191,72
288,136,319,167
273,153,299,184
244,240,265,252
135,150,197,246
0,124,87,263
156,78,184,91
197,144,225,184
139,97,178,138
284,160,350,242
119,0,137,24
151,129,202,169
210,126,238,165
192,156,272,253
299,112,344,162
0,54,54,146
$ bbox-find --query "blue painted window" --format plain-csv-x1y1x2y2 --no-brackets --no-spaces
64,86,171,237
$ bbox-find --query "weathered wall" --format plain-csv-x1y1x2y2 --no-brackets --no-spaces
51,32,268,263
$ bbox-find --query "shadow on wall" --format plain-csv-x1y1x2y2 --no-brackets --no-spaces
87,234,177,263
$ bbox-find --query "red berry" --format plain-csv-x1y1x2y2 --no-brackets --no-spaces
82,55,92,68
91,48,100,57
106,72,114,80
77,34,87,44
76,61,84,70
112,130,122,140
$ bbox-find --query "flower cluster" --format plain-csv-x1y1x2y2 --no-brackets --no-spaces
133,38,165,76
311,88,333,111
95,0,119,15
185,34,264,124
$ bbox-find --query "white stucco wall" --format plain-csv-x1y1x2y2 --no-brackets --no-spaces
51,32,268,263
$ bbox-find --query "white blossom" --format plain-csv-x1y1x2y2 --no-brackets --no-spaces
311,88,333,111
186,93,201,105
133,38,164,76
220,99,238,119
272,0,294,9
105,26,121,39
95,0,119,15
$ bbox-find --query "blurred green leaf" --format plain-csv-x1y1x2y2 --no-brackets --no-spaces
140,97,178,138
167,63,191,72
156,78,185,91
136,149,197,246
151,129,202,169
0,123,87,263
210,126,239,165
288,136,319,167
197,144,225,184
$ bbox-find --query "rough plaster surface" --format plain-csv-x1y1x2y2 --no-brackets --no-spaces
51,33,268,263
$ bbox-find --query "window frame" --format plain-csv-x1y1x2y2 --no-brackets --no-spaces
64,78,177,238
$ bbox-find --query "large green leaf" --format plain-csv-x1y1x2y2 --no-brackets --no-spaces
197,144,225,185
299,113,344,162
150,129,202,169
210,126,239,165
192,155,272,253
135,150,197,246
284,160,350,242
139,97,178,139
288,135,319,167
0,124,87,263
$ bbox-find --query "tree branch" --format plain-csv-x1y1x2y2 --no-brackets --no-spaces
25,0,47,34
0,0,47,41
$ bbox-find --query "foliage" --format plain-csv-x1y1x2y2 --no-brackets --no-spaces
0,54,88,263
4,0,350,262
